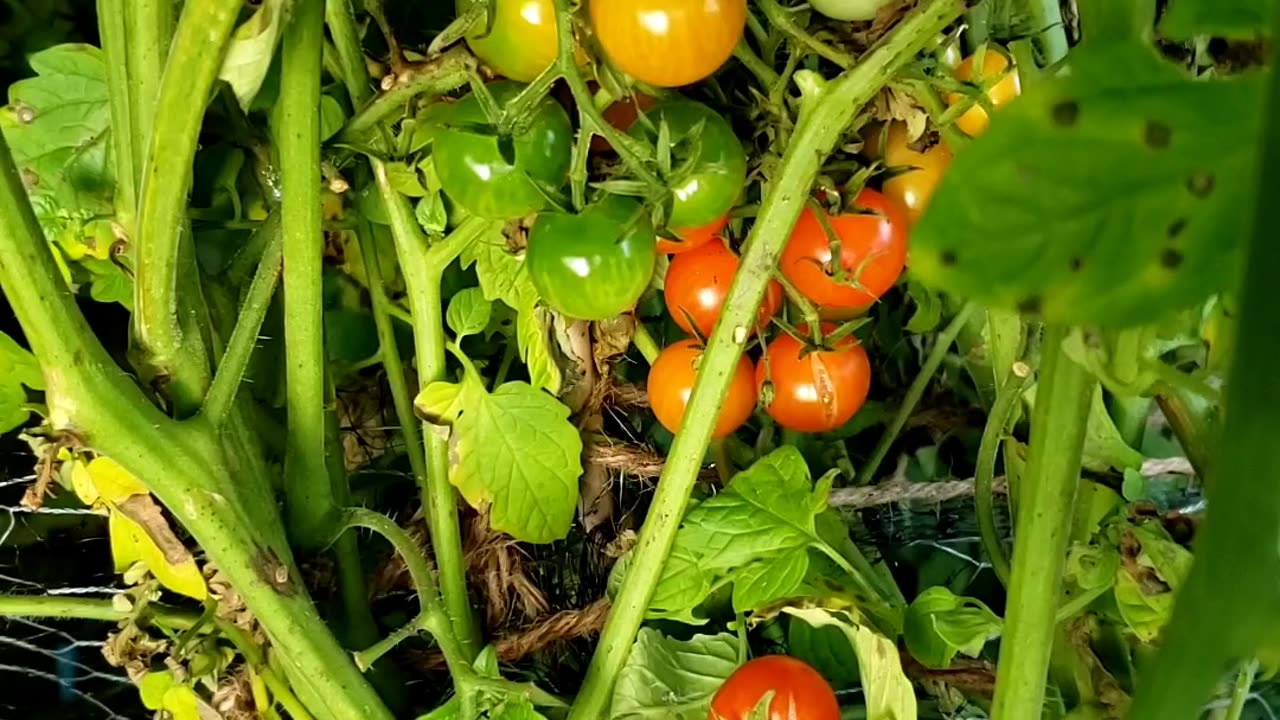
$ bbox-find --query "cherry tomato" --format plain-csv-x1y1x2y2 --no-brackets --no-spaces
756,326,871,433
807,0,893,21
457,0,557,82
947,47,1020,137
648,339,756,439
590,0,746,87
658,213,727,255
708,655,840,720
591,92,659,152
882,121,952,225
630,101,747,230
779,188,909,313
432,82,572,220
664,241,781,337
526,195,657,320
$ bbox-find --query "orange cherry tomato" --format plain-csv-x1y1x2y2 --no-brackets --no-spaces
882,121,952,225
947,47,1020,137
708,655,841,720
591,92,659,152
756,325,871,433
590,0,747,88
779,188,909,313
657,213,729,255
664,241,782,337
648,339,756,439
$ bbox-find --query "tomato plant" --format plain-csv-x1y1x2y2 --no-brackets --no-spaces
432,81,573,220
948,47,1021,138
648,338,756,439
708,655,841,720
592,92,658,152
664,239,782,337
590,0,747,87
807,0,895,22
757,326,871,433
881,121,951,225
456,0,557,82
780,188,909,313
526,195,658,320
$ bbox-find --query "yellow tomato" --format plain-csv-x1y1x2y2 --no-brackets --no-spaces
882,122,952,225
948,48,1020,137
458,0,557,82
590,0,746,88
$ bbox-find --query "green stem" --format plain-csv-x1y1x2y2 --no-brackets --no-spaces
325,0,373,108
0,595,198,629
338,46,475,142
133,0,240,404
373,160,485,659
280,0,335,548
754,0,856,68
125,0,172,155
1222,661,1256,720
1154,385,1213,482
631,322,661,364
566,3,963,716
733,40,782,89
976,362,1031,587
358,222,431,490
1018,0,1070,67
1128,12,1280,714
96,0,137,234
203,217,283,427
991,325,1094,719
856,302,978,485
339,508,439,614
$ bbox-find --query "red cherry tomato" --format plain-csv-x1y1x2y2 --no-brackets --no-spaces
756,326,871,433
590,0,747,88
648,339,756,439
664,241,782,338
708,655,841,720
658,213,728,255
780,188,908,314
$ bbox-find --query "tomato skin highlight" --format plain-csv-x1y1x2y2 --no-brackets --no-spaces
526,196,657,320
664,241,781,337
456,0,558,82
657,213,727,255
757,327,871,433
590,0,746,87
630,101,747,230
882,121,952,225
708,655,841,720
432,82,573,220
948,48,1021,137
780,188,909,313
648,339,756,439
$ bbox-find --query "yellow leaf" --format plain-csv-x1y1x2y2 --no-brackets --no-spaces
112,496,206,600
70,460,98,506
108,512,143,573
161,684,204,720
77,456,148,505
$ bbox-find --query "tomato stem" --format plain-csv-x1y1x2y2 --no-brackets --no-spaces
95,0,139,235
326,0,375,108
631,321,662,364
975,360,1031,587
754,0,856,69
337,46,476,142
565,2,964,716
990,325,1095,719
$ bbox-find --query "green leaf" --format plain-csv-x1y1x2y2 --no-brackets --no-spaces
490,697,550,720
905,277,942,333
730,548,810,613
218,0,286,111
319,94,346,142
2,44,113,214
911,42,1262,327
1025,383,1142,473
788,616,861,689
647,540,715,624
610,628,739,720
460,229,540,311
416,698,460,720
1064,543,1120,592
515,302,562,395
415,381,464,425
447,378,582,543
1159,0,1275,39
446,287,493,339
0,332,41,433
783,607,916,720
903,587,1001,669
1113,521,1193,642
415,192,448,235
384,161,428,197
1121,467,1148,502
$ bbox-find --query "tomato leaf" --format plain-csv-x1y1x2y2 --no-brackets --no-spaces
783,607,917,720
903,587,1001,669
415,192,448,235
441,377,581,543
515,302,562,395
113,496,208,600
1159,0,1275,39
218,0,285,111
1024,382,1142,473
460,228,541,312
384,161,428,197
0,332,42,433
609,628,739,720
912,42,1262,326
446,287,492,340
730,548,810,614
787,616,861,689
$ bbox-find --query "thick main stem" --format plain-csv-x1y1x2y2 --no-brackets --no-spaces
991,325,1094,719
374,162,485,659
566,2,964,716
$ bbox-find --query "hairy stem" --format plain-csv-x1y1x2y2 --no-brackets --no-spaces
754,0,855,68
96,0,137,233
374,161,486,659
280,0,336,547
338,46,475,142
125,0,172,154
0,595,197,628
991,325,1094,719
976,361,1031,586
566,3,964,716
203,216,283,426
325,0,373,108
856,302,978,485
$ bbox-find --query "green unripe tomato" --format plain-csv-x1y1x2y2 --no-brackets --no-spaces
629,100,747,230
431,81,572,220
526,196,658,321
807,0,895,21
456,0,558,82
